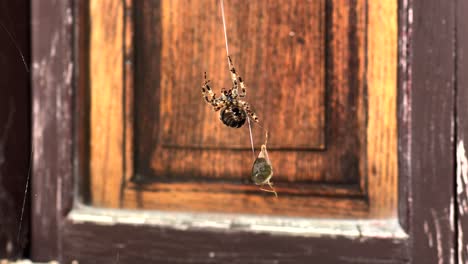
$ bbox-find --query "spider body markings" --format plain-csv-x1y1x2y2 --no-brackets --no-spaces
201,56,258,128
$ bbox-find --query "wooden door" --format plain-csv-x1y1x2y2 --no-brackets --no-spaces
86,0,397,218
30,0,457,263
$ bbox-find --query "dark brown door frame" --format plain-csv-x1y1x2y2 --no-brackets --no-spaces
30,0,456,263
408,0,455,261
456,0,468,262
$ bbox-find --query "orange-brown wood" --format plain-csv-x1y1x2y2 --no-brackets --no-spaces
87,0,397,218
129,182,363,197
89,0,124,207
123,185,368,218
367,1,398,217
157,0,326,150
135,0,366,185
123,0,134,186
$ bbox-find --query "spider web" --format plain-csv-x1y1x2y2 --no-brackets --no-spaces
219,0,257,159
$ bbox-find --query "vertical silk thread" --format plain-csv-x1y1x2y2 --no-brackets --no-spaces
247,116,256,159
220,0,229,61
220,0,256,159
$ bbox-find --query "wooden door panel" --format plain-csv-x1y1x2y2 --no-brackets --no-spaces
134,0,365,184
156,0,325,149
87,0,396,218
30,0,458,262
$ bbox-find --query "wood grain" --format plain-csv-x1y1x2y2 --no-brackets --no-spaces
367,1,398,217
76,0,92,205
89,0,124,208
124,187,368,218
81,1,397,217
397,0,411,233
410,0,456,262
157,0,326,149
85,0,399,218
31,0,74,261
123,0,395,218
30,0,460,262
457,0,468,262
124,181,365,218
123,0,135,200
62,220,409,264
135,0,367,185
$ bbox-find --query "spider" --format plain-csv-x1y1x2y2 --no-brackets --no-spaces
201,56,259,128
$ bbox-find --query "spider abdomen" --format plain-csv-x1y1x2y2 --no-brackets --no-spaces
220,105,247,128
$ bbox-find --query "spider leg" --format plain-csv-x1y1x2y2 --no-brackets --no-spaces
236,100,259,122
202,72,217,104
228,56,247,98
212,99,226,112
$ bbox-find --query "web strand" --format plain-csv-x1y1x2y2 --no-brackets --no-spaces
0,21,29,72
220,0,230,60
247,117,256,159
220,0,256,159
17,150,31,246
